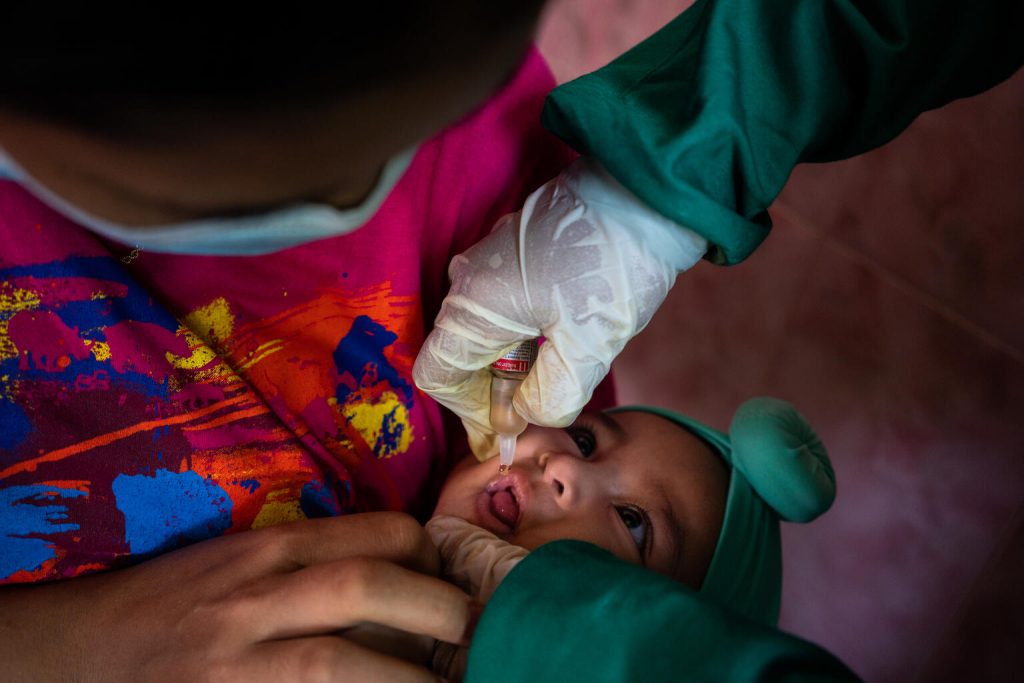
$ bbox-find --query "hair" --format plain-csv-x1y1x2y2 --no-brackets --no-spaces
1,3,545,141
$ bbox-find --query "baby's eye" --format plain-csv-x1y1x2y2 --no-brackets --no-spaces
616,505,650,554
565,425,596,457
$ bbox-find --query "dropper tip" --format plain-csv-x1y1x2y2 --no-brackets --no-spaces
498,434,517,475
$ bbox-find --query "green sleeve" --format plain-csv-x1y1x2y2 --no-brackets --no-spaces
466,541,860,683
542,0,1024,264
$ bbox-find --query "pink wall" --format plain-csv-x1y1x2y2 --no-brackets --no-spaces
538,2,1024,681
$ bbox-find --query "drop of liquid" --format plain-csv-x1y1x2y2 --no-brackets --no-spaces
498,464,511,476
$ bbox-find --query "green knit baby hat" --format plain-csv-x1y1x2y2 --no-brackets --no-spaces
611,397,835,625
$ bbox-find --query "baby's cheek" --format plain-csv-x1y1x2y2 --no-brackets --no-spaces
431,481,471,519
432,456,489,517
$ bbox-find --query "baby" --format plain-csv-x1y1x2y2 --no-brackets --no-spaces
431,396,836,626
330,396,836,682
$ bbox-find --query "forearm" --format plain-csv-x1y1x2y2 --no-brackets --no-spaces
543,0,1024,264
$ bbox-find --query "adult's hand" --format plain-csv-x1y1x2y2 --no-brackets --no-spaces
413,157,708,459
0,512,472,682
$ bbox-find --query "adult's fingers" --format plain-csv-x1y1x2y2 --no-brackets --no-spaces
278,512,442,575
414,325,521,460
343,622,435,664
248,636,443,683
433,641,469,683
238,556,476,646
513,332,604,428
154,513,442,597
463,417,499,462
414,328,496,410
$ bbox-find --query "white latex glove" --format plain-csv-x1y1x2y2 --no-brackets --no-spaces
425,516,530,683
413,157,707,458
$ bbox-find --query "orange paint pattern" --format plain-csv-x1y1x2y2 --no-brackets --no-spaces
226,283,420,416
189,443,315,530
38,479,91,493
0,393,253,480
3,556,63,584
181,403,272,432
64,562,110,579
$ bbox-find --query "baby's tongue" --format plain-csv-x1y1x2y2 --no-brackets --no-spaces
490,489,519,527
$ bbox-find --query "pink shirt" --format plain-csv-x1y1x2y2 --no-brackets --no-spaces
0,49,583,583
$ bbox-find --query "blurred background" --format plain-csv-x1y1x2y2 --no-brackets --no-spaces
536,1,1024,681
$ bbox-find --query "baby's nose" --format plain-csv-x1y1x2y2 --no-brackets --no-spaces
539,452,583,508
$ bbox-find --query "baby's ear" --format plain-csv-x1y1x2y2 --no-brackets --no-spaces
425,515,529,603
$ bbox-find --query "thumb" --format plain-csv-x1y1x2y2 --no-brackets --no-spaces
512,335,609,428
464,421,500,463
425,516,529,603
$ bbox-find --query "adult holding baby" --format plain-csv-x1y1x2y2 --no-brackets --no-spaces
0,4,546,681
0,1,1020,682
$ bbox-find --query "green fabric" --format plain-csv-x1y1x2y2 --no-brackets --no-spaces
729,399,834,524
543,0,1024,264
466,541,861,683
614,398,833,626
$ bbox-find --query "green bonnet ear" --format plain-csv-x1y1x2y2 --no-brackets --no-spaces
608,398,834,625
728,398,835,523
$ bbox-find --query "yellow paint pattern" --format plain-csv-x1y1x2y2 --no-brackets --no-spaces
166,329,219,369
0,374,15,401
341,390,413,459
251,490,307,529
86,340,111,361
167,298,236,371
184,297,235,346
0,286,41,312
0,286,41,362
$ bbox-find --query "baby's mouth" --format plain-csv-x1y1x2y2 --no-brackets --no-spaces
477,473,525,535
488,486,520,528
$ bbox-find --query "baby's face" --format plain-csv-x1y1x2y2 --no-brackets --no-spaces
434,411,729,588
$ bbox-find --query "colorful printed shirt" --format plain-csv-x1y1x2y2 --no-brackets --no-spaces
0,49,575,584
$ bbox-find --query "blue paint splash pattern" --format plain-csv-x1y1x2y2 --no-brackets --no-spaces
0,484,86,578
112,469,233,557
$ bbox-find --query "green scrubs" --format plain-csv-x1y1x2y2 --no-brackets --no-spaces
542,0,1024,265
468,542,859,682
467,1,1021,679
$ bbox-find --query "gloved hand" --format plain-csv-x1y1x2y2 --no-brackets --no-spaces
425,516,530,682
413,157,708,458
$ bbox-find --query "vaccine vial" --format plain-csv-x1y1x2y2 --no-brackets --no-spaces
489,339,538,474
